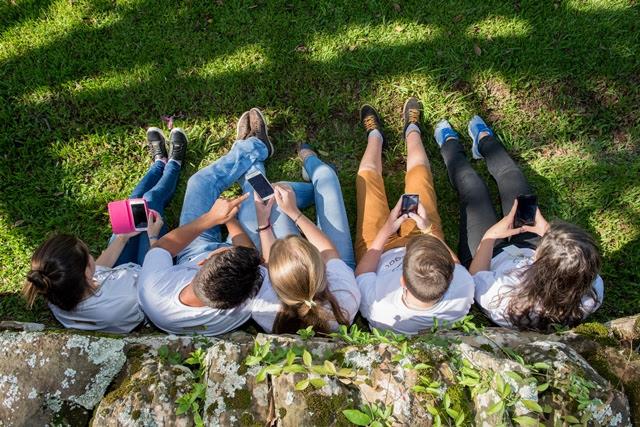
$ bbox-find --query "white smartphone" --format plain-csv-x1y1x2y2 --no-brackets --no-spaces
129,199,149,231
246,170,275,201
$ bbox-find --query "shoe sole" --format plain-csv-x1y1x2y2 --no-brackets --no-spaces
251,108,274,158
236,111,250,141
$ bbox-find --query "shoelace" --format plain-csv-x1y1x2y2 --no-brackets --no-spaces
363,115,378,131
408,108,420,124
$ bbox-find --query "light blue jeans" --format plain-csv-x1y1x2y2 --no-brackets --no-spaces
176,137,269,263
112,159,181,266
237,155,355,270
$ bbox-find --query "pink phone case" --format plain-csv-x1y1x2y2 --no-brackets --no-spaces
107,198,148,234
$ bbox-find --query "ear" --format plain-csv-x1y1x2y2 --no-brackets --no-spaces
400,275,407,289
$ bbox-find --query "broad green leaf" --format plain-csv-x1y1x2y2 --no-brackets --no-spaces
513,415,539,426
338,368,355,377
505,371,523,382
443,393,451,409
294,379,310,391
433,413,442,427
283,364,306,374
522,399,543,413
370,421,383,427
413,363,431,371
303,350,312,367
486,400,505,415
309,378,326,388
324,360,337,375
536,382,549,392
495,374,505,394
341,409,371,426
245,355,262,366
411,385,426,392
255,367,267,382
265,365,282,376
426,405,439,416
562,415,580,423
285,350,295,366
445,407,459,419
533,362,551,371
455,412,465,427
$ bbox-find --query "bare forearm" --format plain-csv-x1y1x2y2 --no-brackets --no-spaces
295,214,336,254
155,214,216,257
96,236,129,268
227,220,254,248
355,228,390,276
258,228,276,262
469,238,495,275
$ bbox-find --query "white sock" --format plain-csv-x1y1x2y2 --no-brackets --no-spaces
368,129,383,142
168,159,181,166
405,123,421,138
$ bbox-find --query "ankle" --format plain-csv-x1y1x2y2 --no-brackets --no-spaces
299,148,316,162
478,131,490,140
367,129,383,144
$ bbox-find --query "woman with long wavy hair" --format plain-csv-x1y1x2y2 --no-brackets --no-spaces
433,116,603,332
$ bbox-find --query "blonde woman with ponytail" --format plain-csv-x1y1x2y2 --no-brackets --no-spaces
250,146,360,334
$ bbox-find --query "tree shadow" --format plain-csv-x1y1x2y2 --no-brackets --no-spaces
1,0,638,321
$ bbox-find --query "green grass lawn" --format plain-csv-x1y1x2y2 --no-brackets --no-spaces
1,0,638,325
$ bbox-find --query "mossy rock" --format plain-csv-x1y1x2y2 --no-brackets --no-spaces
574,322,618,346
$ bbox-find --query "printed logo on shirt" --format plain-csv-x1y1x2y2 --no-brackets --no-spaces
381,255,404,273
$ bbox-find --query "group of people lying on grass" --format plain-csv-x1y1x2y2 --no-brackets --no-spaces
23,99,604,336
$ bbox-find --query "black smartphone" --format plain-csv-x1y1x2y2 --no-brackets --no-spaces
400,194,419,216
514,194,537,228
130,200,148,230
246,171,275,201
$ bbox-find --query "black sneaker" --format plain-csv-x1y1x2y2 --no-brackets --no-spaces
168,128,188,163
146,127,168,161
236,111,250,141
359,104,386,148
402,97,422,136
248,108,274,158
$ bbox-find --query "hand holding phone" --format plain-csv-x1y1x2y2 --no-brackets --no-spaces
513,194,537,228
400,194,419,216
247,171,275,201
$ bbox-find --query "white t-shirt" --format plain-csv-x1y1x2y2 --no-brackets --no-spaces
474,245,605,328
49,263,145,334
357,247,475,335
251,259,360,333
137,248,254,336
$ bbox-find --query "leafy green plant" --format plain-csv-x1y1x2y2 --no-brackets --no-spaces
173,345,212,427
297,325,315,340
157,344,182,365
343,402,395,427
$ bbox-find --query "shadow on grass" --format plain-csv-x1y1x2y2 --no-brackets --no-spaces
0,0,638,321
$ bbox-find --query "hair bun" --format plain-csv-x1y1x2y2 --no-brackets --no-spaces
27,270,51,292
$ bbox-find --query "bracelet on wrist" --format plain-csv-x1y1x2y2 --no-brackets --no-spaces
148,235,159,240
293,212,304,225
256,223,271,233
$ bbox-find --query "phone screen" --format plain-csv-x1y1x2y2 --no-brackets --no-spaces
248,173,274,199
514,194,537,228
401,194,419,215
131,203,148,229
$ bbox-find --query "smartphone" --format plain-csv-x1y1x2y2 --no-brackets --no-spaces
129,199,149,231
246,170,275,201
513,194,537,228
400,194,419,216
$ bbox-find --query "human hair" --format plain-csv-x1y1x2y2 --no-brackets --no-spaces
24,234,93,311
403,235,455,303
505,221,602,332
192,246,263,309
269,236,349,334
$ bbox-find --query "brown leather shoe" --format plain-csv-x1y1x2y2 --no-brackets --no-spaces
236,111,250,140
248,108,274,158
359,104,387,149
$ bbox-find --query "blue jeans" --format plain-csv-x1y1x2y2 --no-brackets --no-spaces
237,155,355,270
177,137,269,263
112,160,182,266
